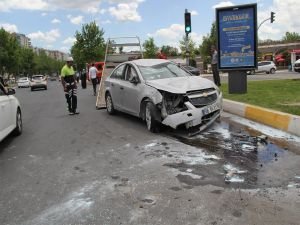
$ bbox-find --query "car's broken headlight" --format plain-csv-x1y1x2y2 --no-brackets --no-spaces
159,91,188,116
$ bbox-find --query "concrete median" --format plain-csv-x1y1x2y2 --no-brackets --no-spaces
223,99,300,137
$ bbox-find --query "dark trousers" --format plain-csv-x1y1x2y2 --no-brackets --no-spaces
91,78,97,94
212,64,221,86
64,83,77,113
81,74,86,89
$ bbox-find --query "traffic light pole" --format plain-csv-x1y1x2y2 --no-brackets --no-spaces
185,33,189,66
185,9,190,66
257,18,271,30
258,12,275,30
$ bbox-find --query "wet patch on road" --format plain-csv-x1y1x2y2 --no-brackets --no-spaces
138,119,300,190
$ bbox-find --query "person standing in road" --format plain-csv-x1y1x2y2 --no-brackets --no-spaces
89,63,99,96
211,45,221,87
76,71,80,83
81,69,87,89
61,57,79,115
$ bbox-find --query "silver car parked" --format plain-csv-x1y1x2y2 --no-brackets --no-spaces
105,59,222,133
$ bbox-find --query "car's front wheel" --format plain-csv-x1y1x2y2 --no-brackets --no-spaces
13,108,22,136
270,68,275,74
105,93,115,115
145,102,160,133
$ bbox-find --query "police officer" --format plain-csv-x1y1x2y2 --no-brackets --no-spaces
61,57,79,115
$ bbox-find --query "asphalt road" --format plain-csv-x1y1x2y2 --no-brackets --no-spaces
0,81,300,225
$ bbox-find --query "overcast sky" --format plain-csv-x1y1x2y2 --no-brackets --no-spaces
0,0,299,53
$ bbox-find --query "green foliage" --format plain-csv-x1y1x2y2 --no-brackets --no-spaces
18,47,35,75
0,28,19,75
143,37,158,58
221,79,300,115
71,21,106,70
282,32,300,42
199,22,217,69
0,28,64,77
161,45,178,57
179,35,197,60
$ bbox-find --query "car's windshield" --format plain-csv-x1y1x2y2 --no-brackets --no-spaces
138,62,190,80
19,77,27,81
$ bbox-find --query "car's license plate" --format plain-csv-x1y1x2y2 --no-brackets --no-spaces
202,103,220,116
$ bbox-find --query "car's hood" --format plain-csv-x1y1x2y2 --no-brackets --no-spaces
145,76,215,94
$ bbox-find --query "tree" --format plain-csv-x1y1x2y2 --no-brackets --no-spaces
143,37,158,58
199,22,217,69
161,45,179,57
0,28,19,76
282,32,300,42
18,47,35,76
71,21,106,70
179,35,197,60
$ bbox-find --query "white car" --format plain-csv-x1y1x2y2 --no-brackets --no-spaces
105,59,222,133
0,84,22,142
30,75,47,91
249,61,277,74
17,77,30,88
294,59,300,72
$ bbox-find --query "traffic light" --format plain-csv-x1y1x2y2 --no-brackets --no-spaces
271,11,275,23
185,12,191,34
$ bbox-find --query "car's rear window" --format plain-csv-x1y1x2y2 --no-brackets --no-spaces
138,62,189,80
32,76,44,80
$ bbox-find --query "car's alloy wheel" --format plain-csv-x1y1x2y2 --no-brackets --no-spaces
145,102,160,133
106,93,115,114
270,68,275,74
13,109,22,136
145,104,152,131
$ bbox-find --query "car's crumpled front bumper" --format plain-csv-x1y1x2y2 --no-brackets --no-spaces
161,96,222,130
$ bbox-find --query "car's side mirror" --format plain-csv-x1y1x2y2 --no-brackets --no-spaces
129,76,139,84
7,88,16,95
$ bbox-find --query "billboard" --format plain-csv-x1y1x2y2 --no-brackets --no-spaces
216,4,257,70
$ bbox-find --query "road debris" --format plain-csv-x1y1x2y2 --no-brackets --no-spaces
224,164,247,183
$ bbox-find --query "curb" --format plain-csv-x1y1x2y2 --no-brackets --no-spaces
223,99,300,137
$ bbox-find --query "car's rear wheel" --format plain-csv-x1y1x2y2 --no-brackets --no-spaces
270,68,275,74
106,93,115,115
13,108,22,136
145,102,160,133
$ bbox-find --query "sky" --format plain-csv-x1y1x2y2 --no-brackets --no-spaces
0,0,299,53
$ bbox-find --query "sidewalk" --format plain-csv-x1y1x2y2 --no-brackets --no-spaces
223,99,300,137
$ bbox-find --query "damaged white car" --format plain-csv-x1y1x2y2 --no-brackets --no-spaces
105,59,222,133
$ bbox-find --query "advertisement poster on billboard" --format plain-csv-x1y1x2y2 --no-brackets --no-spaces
216,4,257,70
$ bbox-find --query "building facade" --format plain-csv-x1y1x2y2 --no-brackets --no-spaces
13,33,31,48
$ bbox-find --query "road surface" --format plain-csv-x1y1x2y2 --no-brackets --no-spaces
1,81,300,225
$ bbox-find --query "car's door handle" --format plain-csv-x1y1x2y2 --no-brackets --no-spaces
120,86,124,90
